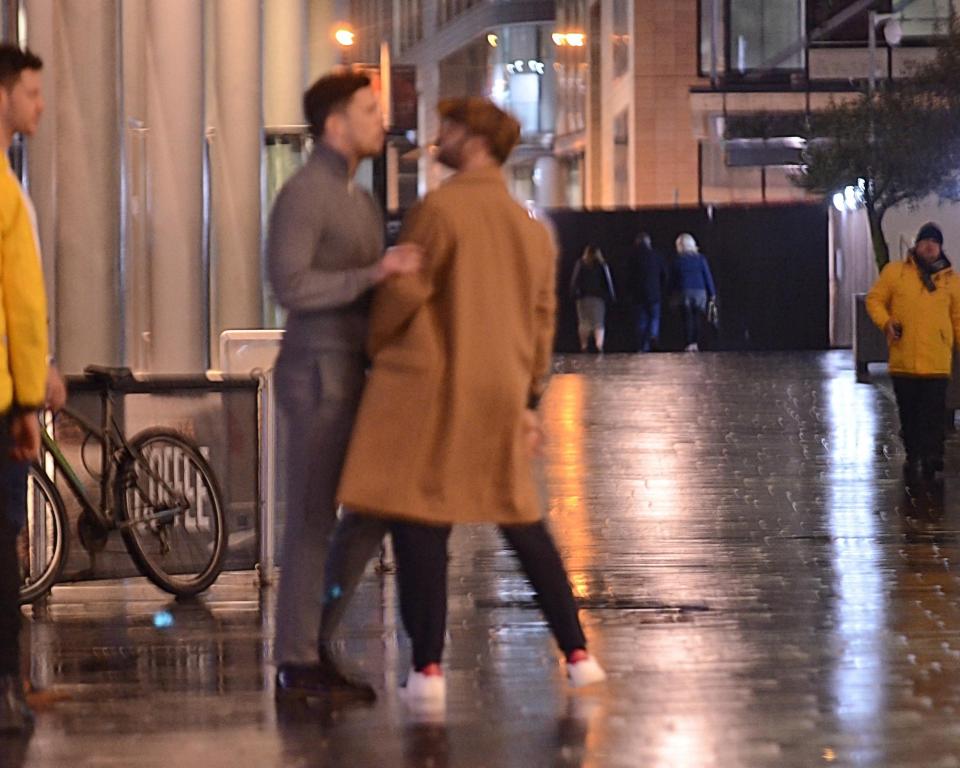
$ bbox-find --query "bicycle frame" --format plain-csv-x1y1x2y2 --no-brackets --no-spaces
38,386,187,533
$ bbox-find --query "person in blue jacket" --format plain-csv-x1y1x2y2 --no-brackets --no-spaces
669,233,716,352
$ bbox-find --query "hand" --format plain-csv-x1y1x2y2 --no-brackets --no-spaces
376,244,424,281
45,365,67,412
885,320,902,343
10,411,40,463
522,408,545,459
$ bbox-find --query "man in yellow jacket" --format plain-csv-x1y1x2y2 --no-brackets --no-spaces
866,223,960,484
0,45,50,735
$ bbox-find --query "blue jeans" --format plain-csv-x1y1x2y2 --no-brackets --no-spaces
635,302,661,352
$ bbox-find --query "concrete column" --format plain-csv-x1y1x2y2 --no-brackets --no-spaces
308,0,346,82
207,0,262,369
121,0,151,371
51,1,122,372
534,155,565,209
417,62,443,195
264,0,307,127
145,0,205,372
22,0,57,349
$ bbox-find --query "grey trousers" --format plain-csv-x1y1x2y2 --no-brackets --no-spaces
273,349,388,665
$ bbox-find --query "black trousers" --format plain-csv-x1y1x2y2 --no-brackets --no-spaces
0,514,19,676
892,375,949,463
391,520,587,671
0,418,20,676
680,290,707,347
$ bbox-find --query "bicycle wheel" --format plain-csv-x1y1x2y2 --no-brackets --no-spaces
117,428,227,597
18,464,69,604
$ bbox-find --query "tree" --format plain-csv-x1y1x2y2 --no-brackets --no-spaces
793,22,960,271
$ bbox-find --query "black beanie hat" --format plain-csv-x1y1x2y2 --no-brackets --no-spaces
916,222,944,246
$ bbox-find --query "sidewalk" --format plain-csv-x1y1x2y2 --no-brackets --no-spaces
10,350,960,768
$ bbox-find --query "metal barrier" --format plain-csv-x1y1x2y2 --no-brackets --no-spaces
54,372,261,584
219,330,283,583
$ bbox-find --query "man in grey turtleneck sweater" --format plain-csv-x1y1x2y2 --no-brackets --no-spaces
268,72,421,703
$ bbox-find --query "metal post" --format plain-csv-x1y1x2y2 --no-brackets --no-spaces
868,10,877,97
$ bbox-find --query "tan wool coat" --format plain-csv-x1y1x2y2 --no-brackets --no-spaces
337,166,557,526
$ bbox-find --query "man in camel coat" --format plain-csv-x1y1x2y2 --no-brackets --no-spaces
337,98,605,709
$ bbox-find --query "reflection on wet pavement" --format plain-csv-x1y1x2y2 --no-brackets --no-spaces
7,351,960,767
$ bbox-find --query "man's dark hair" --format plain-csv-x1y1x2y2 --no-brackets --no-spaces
303,71,371,138
0,44,42,90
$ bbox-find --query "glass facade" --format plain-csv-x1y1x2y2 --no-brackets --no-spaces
728,0,805,73
486,24,557,139
438,0,482,26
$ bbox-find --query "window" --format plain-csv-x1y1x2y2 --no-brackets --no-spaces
612,0,629,79
728,0,804,74
699,0,726,77
613,109,629,206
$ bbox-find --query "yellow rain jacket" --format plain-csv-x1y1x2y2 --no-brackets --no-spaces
866,254,960,377
0,155,48,412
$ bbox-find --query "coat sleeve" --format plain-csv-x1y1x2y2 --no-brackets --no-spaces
266,183,380,313
865,263,896,331
529,235,558,409
603,263,616,303
367,198,452,358
701,255,716,298
950,278,960,347
568,260,581,300
2,191,48,409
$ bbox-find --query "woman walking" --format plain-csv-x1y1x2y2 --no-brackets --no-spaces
570,245,616,353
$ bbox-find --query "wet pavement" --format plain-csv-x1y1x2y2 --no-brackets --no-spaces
7,350,960,767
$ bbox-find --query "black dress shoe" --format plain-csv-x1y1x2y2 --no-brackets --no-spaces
275,654,376,704
0,675,34,735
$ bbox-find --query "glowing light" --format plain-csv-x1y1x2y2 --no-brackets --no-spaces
487,33,499,47
334,25,355,47
153,610,174,629
552,32,586,47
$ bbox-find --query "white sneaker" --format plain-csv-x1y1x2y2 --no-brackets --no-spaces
567,655,607,688
684,343,699,352
400,669,446,710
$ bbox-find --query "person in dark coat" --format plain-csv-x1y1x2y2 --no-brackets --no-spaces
668,233,716,352
569,245,616,353
626,232,667,352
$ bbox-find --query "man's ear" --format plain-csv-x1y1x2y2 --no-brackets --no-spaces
323,111,344,141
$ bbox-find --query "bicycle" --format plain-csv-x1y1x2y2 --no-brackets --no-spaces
18,365,228,603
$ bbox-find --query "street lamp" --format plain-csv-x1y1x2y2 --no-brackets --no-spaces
868,12,903,96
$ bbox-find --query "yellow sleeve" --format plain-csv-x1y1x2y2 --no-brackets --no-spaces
951,279,960,347
367,198,452,358
2,185,49,408
865,263,896,332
